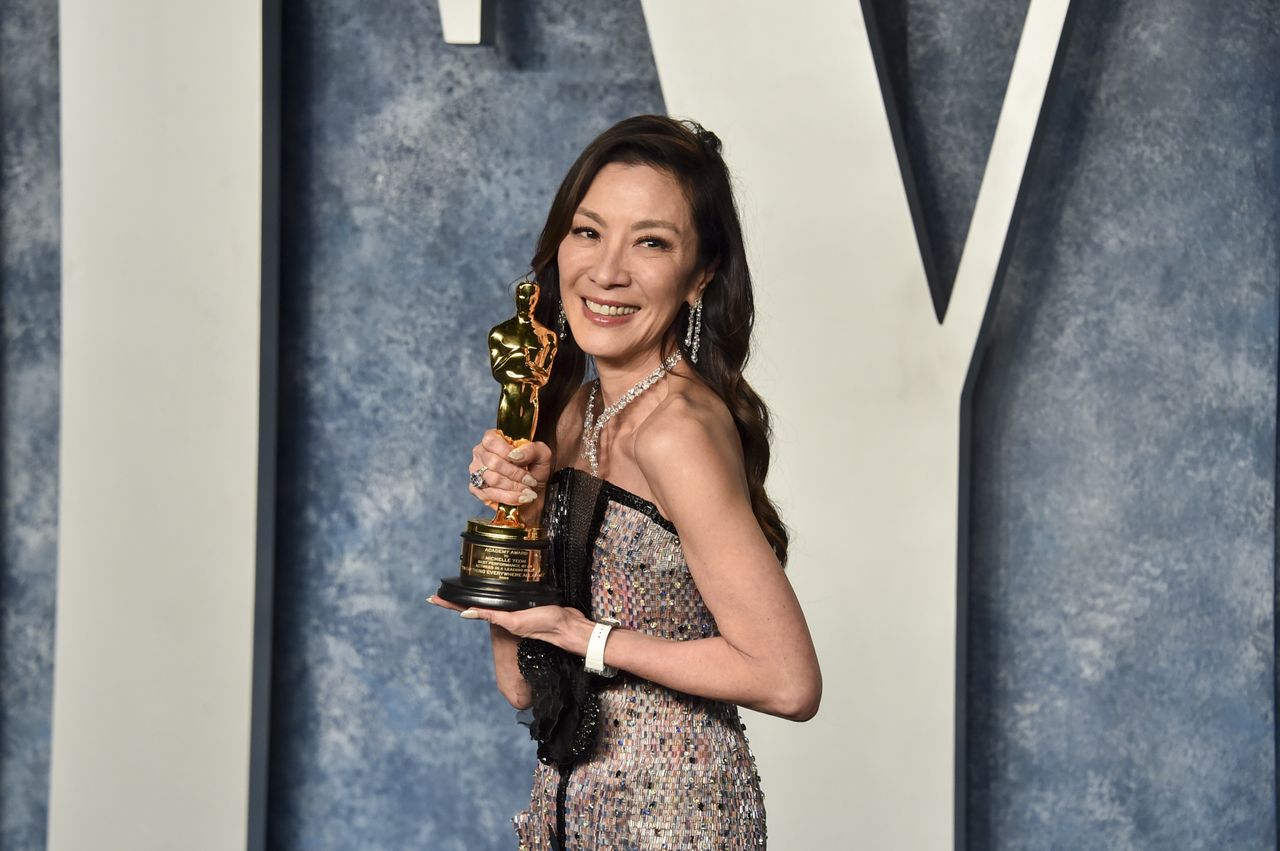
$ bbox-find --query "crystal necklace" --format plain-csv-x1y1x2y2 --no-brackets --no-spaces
582,351,681,476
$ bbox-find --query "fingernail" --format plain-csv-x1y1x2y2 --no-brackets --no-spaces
508,447,526,461
459,609,482,619
518,489,537,504
522,474,538,487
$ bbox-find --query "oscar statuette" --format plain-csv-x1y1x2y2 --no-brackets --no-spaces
435,281,562,610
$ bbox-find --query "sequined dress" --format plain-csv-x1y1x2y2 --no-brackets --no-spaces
513,468,766,850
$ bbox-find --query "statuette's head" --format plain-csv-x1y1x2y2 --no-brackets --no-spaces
515,280,539,314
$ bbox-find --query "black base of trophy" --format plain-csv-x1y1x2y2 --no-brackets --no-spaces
438,516,560,610
436,574,562,611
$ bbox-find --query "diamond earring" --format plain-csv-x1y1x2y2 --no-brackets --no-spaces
557,301,568,338
683,295,703,364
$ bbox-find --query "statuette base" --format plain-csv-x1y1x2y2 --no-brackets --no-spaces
436,517,559,611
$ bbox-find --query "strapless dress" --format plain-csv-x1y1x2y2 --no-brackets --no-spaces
513,467,766,850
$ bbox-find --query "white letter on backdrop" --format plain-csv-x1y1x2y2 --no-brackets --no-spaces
639,1,1073,848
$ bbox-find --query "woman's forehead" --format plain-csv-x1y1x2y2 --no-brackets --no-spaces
579,163,692,228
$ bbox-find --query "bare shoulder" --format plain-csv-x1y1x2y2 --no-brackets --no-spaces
634,375,746,498
635,380,737,459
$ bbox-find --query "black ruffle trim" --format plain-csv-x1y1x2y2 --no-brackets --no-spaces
517,638,602,766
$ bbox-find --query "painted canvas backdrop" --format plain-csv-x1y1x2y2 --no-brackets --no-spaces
966,0,1278,844
1,1,60,848
0,0,1275,848
266,3,664,848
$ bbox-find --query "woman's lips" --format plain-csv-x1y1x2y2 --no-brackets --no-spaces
580,297,639,326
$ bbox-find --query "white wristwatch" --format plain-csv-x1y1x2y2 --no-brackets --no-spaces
585,617,622,677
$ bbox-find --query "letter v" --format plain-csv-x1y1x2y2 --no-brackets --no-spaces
641,1,1076,849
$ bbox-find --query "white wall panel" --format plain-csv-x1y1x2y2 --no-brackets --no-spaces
50,2,271,848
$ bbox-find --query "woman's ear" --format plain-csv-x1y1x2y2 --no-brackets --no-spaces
692,262,717,304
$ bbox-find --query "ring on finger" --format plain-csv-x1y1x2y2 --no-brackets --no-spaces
469,465,489,489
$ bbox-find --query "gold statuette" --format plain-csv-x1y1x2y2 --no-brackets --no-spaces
435,281,561,610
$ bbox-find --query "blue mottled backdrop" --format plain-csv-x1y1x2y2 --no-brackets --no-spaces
965,0,1278,847
1,0,1277,849
266,2,663,849
0,1,60,849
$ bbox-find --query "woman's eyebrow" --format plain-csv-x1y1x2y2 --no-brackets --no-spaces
631,219,681,234
575,207,681,235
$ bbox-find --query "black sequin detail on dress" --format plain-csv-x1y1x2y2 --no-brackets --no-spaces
514,468,766,850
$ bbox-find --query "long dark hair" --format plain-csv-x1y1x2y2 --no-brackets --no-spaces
529,115,789,565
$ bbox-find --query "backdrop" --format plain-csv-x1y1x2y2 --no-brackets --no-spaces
2,0,1276,849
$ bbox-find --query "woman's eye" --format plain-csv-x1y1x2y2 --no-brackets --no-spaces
638,236,671,250
571,226,599,239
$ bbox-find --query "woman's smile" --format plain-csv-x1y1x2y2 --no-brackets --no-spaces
582,296,641,323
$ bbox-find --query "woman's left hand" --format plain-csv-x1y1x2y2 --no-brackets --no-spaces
427,595,591,648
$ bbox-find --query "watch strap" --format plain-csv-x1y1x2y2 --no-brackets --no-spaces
585,618,620,677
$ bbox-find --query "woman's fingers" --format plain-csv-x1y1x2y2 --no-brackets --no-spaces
513,440,553,481
470,462,534,508
480,431,543,476
426,595,465,612
484,431,553,469
478,432,540,482
471,446,538,490
453,605,504,630
468,432,554,509
469,478,532,508
448,604,571,645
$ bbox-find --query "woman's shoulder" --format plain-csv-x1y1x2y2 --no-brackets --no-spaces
634,374,742,478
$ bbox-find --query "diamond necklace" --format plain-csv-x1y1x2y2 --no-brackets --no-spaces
582,351,681,476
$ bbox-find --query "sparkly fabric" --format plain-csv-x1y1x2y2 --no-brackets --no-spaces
513,468,766,850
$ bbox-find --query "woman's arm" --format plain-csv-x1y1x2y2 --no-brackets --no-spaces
451,395,822,722
614,397,820,719
490,623,532,709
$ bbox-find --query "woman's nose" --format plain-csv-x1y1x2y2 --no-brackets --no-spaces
589,240,630,288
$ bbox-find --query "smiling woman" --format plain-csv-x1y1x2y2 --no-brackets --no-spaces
558,162,713,374
430,115,820,850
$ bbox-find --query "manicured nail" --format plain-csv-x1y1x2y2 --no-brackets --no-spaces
518,489,537,504
522,474,538,487
508,447,526,461
459,609,482,619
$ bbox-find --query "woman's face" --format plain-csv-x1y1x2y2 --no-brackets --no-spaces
557,162,711,371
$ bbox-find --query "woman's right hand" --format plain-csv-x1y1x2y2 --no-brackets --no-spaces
468,429,553,520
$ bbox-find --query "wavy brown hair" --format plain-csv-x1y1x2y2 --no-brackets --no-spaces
529,115,789,565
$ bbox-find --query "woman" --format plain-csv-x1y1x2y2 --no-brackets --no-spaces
431,115,821,849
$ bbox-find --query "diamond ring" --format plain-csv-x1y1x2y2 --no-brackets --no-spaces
469,466,489,489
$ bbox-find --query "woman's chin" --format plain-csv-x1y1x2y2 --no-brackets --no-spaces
568,320,671,368
573,337,645,366
576,343,627,363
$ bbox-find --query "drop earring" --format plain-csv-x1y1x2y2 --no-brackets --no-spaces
683,295,703,364
557,301,568,338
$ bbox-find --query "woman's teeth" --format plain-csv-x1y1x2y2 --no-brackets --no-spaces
585,299,639,317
